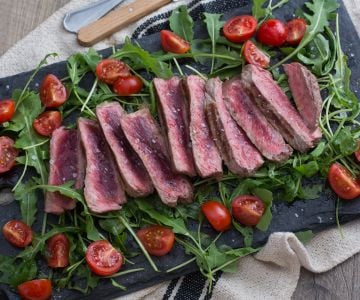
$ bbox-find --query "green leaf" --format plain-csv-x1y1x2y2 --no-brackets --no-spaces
254,188,273,232
294,161,319,177
310,141,326,157
85,215,102,241
232,221,253,247
169,5,194,42
333,127,357,156
298,184,323,200
295,230,315,244
9,260,37,288
252,0,267,20
14,180,38,226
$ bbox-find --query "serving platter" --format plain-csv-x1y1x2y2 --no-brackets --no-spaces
0,0,360,299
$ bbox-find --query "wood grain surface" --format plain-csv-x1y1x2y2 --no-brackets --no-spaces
0,0,360,299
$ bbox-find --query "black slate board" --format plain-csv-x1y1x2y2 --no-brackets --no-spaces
1,0,360,299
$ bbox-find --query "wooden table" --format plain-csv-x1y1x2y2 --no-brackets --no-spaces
0,1,360,299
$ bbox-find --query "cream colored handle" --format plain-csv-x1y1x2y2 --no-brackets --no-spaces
77,0,172,46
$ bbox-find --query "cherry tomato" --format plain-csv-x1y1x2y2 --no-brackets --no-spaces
95,59,131,85
39,74,68,108
46,233,70,268
113,75,143,96
286,18,307,46
328,163,360,200
354,141,360,163
160,30,190,54
243,40,270,68
201,201,232,232
2,220,33,248
231,195,265,226
0,99,15,124
257,19,288,47
86,240,123,276
223,15,257,43
17,279,52,300
33,111,62,137
137,225,175,256
0,136,19,174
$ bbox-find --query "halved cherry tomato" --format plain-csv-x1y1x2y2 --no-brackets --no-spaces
354,141,360,163
86,240,123,276
286,18,307,46
328,163,360,200
17,279,52,300
2,220,33,248
95,59,131,85
231,195,265,226
0,99,15,124
46,233,70,268
33,111,62,137
243,40,270,68
39,74,68,108
223,15,257,43
113,75,143,96
257,19,288,47
160,30,190,54
137,225,175,256
201,201,232,232
0,136,18,174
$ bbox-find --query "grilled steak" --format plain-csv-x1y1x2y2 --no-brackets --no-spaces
78,118,126,213
120,108,193,206
205,78,264,175
154,77,196,176
96,102,154,198
284,62,322,139
45,127,85,214
241,64,317,152
223,77,293,162
183,75,223,178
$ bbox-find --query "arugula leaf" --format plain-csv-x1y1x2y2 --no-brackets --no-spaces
295,230,315,244
14,180,38,226
294,161,319,177
298,184,323,200
272,0,339,69
169,5,194,42
232,221,253,247
254,188,273,232
252,0,267,20
332,127,357,156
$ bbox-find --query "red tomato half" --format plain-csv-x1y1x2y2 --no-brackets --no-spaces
160,30,190,54
39,74,68,108
328,163,360,200
286,18,307,46
137,225,175,256
257,19,288,47
113,75,143,96
0,99,15,124
33,111,62,137
243,40,270,68
231,195,265,226
46,233,70,268
95,59,130,85
201,201,232,232
2,220,33,248
0,136,19,174
17,279,52,300
223,15,257,43
86,240,123,276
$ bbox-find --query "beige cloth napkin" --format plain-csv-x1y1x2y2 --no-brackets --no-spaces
1,1,360,299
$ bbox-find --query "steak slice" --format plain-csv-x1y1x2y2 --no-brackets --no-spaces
154,77,196,177
205,78,264,176
284,62,322,139
45,127,85,214
223,78,293,162
241,64,316,152
120,108,193,206
78,118,126,213
96,102,154,198
183,75,223,178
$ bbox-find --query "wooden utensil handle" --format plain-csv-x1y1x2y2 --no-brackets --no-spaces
77,0,171,46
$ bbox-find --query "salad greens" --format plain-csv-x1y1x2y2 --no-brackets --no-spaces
0,0,359,296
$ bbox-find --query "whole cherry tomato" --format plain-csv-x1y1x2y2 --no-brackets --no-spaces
137,225,175,256
257,19,288,47
160,30,190,54
231,195,265,226
223,15,257,43
201,201,232,232
328,163,360,200
39,74,68,108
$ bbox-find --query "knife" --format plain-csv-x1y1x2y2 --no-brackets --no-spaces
77,0,173,47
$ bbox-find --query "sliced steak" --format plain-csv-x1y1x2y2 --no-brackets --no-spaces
183,75,223,178
96,102,154,198
45,127,85,214
154,77,196,177
223,78,293,162
205,78,264,176
78,118,126,213
120,108,193,206
241,64,317,152
284,62,322,139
